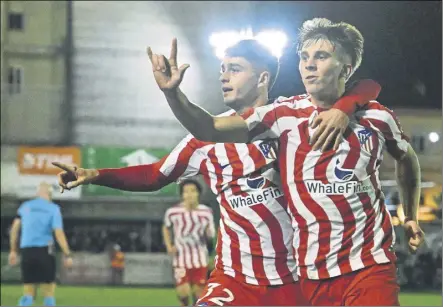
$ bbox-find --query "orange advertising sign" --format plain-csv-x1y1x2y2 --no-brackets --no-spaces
17,146,81,175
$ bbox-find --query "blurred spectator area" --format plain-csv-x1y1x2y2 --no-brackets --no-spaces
1,217,164,253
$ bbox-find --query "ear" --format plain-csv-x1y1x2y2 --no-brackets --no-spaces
340,64,353,80
258,71,270,89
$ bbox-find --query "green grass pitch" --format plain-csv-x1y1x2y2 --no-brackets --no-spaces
1,284,442,306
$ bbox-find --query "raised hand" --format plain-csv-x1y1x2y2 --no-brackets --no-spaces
52,162,99,193
147,38,190,92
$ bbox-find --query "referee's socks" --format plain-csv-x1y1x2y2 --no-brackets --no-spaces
44,296,56,306
18,295,33,306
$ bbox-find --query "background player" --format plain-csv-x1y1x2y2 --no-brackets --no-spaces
8,182,73,306
53,39,378,305
163,179,215,306
151,18,424,305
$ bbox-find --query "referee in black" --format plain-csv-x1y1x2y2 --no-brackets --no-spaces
8,182,73,306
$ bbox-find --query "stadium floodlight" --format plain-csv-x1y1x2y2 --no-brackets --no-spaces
255,30,288,58
209,28,254,59
428,132,439,143
209,29,288,59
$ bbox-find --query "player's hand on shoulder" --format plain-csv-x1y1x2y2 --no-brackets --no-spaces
147,38,190,93
52,162,99,193
403,219,425,254
8,251,18,266
310,108,349,152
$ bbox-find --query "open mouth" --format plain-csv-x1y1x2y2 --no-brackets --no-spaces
222,88,233,93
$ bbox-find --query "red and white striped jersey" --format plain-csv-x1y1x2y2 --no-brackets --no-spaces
164,204,215,269
241,95,409,280
159,112,298,285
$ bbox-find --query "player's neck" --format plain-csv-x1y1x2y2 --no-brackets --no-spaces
38,193,51,201
236,94,268,115
309,85,346,109
183,202,198,211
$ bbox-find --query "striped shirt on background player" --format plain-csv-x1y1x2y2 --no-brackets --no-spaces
240,95,409,280
164,204,215,269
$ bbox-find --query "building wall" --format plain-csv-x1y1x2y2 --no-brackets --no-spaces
1,1,68,145
379,108,442,183
72,1,254,148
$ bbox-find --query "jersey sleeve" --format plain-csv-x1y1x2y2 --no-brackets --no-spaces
332,79,382,115
52,206,63,230
159,134,206,182
240,101,288,141
95,135,206,191
360,103,410,160
16,204,23,219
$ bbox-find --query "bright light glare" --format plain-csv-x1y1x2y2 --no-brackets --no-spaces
209,29,288,59
255,30,288,58
428,132,439,143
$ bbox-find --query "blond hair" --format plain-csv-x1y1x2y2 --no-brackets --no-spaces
297,18,364,78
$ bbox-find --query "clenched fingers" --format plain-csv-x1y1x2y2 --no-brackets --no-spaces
408,233,424,253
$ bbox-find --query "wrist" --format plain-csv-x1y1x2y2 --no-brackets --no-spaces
64,252,72,257
332,96,358,115
89,169,100,183
163,88,179,99
404,217,418,224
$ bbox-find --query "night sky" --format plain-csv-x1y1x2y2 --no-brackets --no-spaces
252,1,442,110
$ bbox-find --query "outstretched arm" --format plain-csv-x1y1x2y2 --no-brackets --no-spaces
164,88,249,143
53,136,204,192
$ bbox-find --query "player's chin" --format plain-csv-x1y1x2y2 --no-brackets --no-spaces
304,84,323,95
223,95,238,106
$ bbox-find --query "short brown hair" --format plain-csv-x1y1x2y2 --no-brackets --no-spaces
297,18,364,78
225,39,280,90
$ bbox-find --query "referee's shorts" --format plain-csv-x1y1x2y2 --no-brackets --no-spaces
20,246,56,284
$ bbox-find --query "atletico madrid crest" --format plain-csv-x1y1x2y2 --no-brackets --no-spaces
357,128,373,152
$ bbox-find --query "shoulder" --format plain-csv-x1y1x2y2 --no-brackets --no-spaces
271,94,315,113
197,204,213,213
356,100,400,121
165,204,184,215
356,100,406,134
51,202,61,212
181,132,217,149
273,94,308,104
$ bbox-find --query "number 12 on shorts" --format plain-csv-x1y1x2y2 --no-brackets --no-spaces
197,283,235,306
